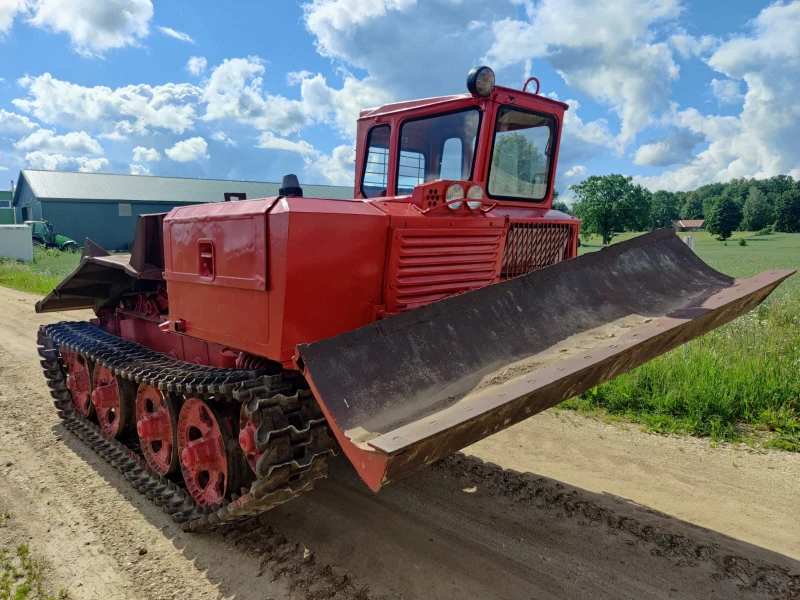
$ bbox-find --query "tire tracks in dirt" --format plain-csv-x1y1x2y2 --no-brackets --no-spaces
0,285,798,599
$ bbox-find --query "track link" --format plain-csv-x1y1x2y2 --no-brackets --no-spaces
38,321,336,532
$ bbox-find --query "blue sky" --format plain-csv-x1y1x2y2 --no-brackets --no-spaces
0,0,798,198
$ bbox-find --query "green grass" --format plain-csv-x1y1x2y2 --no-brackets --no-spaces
570,230,800,450
0,248,80,296
0,542,68,600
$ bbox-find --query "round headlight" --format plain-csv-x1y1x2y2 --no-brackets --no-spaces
466,66,496,97
466,185,483,210
446,183,464,210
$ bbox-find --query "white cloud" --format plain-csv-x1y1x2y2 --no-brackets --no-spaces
0,109,39,135
186,56,207,76
98,130,127,141
484,0,682,148
165,136,208,162
306,144,355,186
132,146,161,161
0,0,27,35
158,26,193,43
28,0,153,56
202,57,308,135
257,132,317,155
210,130,236,147
286,70,312,86
564,165,586,178
14,73,201,134
637,2,800,190
669,32,716,58
302,0,507,98
709,78,744,105
129,164,150,175
633,128,705,167
0,165,8,172
25,150,108,172
15,128,103,154
299,71,393,137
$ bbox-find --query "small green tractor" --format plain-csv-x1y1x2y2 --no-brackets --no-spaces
24,220,80,252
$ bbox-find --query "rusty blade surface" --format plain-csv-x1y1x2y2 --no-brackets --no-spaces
37,214,166,314
298,228,794,491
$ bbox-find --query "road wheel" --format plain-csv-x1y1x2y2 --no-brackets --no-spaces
177,398,247,507
135,384,180,475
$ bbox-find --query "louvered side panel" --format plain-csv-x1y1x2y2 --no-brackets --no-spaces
386,229,504,312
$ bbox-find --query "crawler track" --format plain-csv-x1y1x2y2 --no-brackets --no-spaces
37,320,336,532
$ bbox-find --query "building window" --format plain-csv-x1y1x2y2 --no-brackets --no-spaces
119,203,132,217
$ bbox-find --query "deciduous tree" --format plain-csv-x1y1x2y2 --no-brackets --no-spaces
649,190,682,229
741,187,774,231
774,185,800,233
570,175,651,244
680,193,704,219
705,195,742,240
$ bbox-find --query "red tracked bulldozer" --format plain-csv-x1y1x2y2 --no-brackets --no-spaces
36,67,793,531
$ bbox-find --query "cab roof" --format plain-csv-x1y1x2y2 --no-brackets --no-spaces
358,86,570,120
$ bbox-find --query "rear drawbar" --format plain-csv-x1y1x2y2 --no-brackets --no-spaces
298,228,794,492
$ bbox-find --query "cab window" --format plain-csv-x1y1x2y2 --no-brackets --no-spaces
396,109,480,195
361,125,391,198
488,106,555,202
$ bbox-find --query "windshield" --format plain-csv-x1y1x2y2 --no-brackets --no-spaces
395,109,480,194
488,106,555,201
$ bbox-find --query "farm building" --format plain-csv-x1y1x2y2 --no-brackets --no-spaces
11,170,352,250
0,189,11,208
674,219,706,232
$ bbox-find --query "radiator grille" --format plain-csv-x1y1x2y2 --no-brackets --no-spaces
502,222,574,279
388,229,503,312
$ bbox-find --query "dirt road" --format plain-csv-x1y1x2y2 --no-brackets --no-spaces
0,285,798,599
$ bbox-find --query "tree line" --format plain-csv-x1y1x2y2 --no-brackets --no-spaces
557,174,800,244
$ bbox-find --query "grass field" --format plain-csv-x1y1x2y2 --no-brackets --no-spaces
0,248,80,296
571,230,800,451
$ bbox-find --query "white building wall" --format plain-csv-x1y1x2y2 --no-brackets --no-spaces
0,225,34,261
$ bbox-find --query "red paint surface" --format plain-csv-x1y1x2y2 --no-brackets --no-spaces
177,398,230,507
64,349,93,417
136,384,178,476
92,364,122,437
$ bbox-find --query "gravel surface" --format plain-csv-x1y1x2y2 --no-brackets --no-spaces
0,285,798,599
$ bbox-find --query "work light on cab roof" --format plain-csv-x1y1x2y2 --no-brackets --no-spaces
33,61,793,534
467,65,496,97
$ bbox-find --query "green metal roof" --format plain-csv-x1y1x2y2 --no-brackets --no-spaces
0,190,11,202
17,170,353,204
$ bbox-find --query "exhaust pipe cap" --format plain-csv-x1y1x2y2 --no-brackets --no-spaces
279,173,303,197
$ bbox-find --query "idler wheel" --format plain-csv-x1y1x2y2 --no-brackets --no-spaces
64,349,93,418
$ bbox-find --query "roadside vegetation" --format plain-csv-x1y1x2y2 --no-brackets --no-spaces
0,248,79,296
570,230,800,451
0,514,68,600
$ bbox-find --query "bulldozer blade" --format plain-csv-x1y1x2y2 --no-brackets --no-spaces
297,228,794,492
37,214,165,313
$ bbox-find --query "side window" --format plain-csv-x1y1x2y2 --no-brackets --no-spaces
361,125,391,199
439,138,463,180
